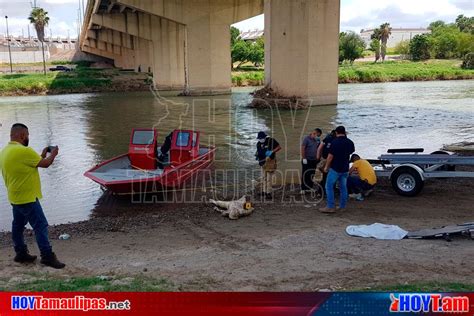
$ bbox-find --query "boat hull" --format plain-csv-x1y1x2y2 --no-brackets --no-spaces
85,146,216,195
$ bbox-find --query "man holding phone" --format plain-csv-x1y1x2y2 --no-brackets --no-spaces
0,123,65,269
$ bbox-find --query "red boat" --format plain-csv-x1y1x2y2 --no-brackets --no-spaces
84,129,216,194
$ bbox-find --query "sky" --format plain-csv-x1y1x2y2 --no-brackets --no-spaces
0,0,472,39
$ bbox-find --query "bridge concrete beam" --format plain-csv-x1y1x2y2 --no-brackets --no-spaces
83,43,140,70
114,0,263,25
265,0,340,105
89,12,186,90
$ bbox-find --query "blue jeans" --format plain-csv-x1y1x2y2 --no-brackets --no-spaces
325,169,349,209
12,199,52,256
347,175,374,194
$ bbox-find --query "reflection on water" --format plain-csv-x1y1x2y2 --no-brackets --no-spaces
0,80,473,230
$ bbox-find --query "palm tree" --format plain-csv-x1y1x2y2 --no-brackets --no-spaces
370,28,382,62
379,23,392,62
29,7,50,75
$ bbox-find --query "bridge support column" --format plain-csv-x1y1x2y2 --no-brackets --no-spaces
265,0,340,105
185,14,232,95
150,18,186,91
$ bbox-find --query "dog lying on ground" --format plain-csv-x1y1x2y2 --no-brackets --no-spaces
209,196,254,220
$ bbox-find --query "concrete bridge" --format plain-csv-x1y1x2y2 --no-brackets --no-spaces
80,0,340,105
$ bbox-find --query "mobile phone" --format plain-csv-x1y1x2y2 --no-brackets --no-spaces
47,146,57,153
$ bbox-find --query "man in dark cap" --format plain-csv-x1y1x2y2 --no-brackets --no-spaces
319,126,355,213
256,131,281,199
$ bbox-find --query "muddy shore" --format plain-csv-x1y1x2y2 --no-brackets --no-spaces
1,175,473,291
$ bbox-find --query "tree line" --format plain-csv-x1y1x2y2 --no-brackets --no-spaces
338,15,473,69
231,26,264,69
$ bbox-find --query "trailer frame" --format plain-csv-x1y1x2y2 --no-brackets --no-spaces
370,149,474,196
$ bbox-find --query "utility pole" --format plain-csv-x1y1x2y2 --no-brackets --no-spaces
5,16,13,73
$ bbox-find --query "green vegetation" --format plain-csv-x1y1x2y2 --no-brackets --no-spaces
393,40,410,57
462,52,474,69
0,275,174,292
339,31,366,64
0,67,114,95
232,60,473,86
339,60,473,83
367,282,474,292
365,16,474,63
410,35,432,61
231,26,265,69
232,70,264,86
28,7,50,75
409,15,473,61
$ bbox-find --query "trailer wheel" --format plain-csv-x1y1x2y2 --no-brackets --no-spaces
430,151,455,171
391,166,424,197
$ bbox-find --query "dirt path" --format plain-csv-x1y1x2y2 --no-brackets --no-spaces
1,177,473,291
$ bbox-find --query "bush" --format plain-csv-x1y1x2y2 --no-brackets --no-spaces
462,53,474,69
339,31,366,64
394,40,410,57
410,35,431,61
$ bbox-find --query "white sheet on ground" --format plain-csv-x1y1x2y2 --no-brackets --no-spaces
346,223,408,240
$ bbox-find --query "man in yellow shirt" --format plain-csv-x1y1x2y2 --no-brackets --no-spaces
0,123,65,269
348,154,377,201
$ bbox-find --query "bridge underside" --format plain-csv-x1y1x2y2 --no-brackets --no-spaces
80,0,340,104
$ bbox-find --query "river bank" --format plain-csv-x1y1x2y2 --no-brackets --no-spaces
0,60,472,96
0,66,150,96
1,175,473,292
232,59,474,86
1,145,473,292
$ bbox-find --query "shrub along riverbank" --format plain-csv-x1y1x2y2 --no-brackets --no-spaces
0,59,472,96
0,66,150,96
232,59,474,86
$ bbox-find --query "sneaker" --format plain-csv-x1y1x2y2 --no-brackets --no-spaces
14,251,37,263
363,189,374,197
40,252,65,269
319,207,336,214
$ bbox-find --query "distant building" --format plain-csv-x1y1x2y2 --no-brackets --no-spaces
360,28,431,48
239,29,264,41
0,35,77,63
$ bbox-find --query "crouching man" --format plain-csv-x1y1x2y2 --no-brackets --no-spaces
348,154,377,201
0,123,65,269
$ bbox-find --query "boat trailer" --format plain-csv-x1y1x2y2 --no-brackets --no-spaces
369,148,474,197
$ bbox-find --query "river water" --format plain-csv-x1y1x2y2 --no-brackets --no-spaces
0,80,473,231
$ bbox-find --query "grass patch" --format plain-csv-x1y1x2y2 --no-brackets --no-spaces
1,275,174,292
365,282,474,292
232,71,264,86
231,59,474,86
0,66,116,95
338,59,474,83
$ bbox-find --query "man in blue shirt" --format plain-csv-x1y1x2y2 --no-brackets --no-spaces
319,126,355,213
300,128,322,193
